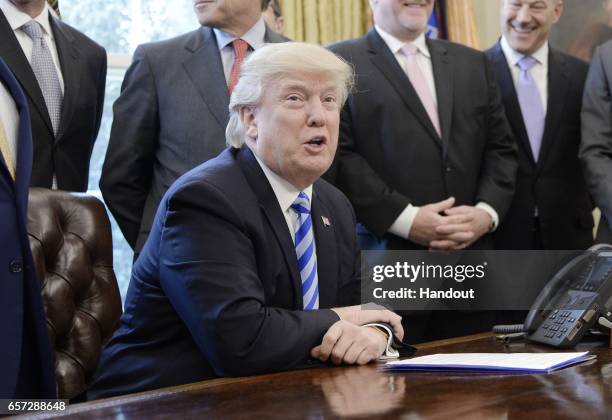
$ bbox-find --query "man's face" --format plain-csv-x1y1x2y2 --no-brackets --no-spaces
263,3,285,33
371,0,434,42
501,0,563,55
192,0,261,30
243,71,341,190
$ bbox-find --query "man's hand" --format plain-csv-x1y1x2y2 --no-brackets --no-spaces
409,197,456,247
311,321,387,365
331,304,403,340
430,205,492,250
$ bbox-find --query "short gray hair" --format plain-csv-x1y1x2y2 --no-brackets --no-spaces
225,42,354,148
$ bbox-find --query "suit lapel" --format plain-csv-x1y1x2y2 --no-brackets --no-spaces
537,48,569,173
236,147,302,308
0,11,54,137
182,27,230,131
428,38,453,158
310,187,338,308
50,15,79,142
0,57,32,202
366,29,442,148
490,42,535,164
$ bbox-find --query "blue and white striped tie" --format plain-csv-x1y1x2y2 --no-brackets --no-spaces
291,192,319,310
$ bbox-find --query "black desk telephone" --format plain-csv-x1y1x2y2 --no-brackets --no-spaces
522,245,612,348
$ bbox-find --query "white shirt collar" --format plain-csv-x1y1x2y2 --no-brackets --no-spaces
213,17,267,52
500,35,549,69
375,25,431,58
0,0,53,38
252,150,313,214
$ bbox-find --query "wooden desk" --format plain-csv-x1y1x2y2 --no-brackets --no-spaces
22,333,612,419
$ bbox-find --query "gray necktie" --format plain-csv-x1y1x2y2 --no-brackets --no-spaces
21,20,63,136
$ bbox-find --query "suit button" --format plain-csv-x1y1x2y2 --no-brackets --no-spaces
445,166,452,172
9,260,23,273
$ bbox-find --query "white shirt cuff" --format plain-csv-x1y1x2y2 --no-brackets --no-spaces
363,323,400,360
388,204,419,239
476,201,499,231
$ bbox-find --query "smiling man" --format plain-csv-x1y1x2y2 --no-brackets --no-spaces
327,0,518,341
486,0,594,250
88,43,408,400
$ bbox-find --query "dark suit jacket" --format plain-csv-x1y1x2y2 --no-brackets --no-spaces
88,147,360,399
0,9,106,192
0,57,55,398
327,29,517,250
486,42,593,250
580,40,612,243
100,25,288,252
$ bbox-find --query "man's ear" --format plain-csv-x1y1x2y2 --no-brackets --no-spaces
240,106,258,141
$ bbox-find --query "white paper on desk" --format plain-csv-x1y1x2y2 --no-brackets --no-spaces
383,352,594,373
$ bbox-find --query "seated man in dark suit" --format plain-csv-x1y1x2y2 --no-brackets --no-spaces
88,42,405,400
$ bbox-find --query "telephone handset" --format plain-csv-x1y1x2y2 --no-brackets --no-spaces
524,244,612,348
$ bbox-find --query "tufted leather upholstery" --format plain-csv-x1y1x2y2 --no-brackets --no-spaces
27,188,122,399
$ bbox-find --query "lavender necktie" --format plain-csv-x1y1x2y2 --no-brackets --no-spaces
516,56,545,161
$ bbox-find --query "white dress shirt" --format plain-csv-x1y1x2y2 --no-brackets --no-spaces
375,26,499,239
213,17,267,84
500,36,548,114
0,81,19,167
0,0,65,93
254,152,313,242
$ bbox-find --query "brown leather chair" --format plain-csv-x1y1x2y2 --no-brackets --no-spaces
27,188,122,399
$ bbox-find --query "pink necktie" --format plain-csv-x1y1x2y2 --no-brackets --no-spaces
401,44,441,137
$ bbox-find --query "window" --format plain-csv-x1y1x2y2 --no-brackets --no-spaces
61,0,198,300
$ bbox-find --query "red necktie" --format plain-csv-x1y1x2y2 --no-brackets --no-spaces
228,39,250,94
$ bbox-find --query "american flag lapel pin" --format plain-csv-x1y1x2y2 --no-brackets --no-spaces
321,216,331,227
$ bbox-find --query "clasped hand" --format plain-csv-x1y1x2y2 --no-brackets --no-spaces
409,197,492,250
310,305,403,366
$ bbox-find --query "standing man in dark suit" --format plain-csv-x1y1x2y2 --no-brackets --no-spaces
89,43,407,399
328,0,517,342
101,0,288,253
328,0,517,253
487,0,593,250
0,0,107,192
0,56,55,398
581,40,612,243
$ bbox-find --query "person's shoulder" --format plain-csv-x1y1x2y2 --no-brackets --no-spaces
596,38,612,56
328,34,368,58
168,148,241,197
53,18,105,56
551,47,589,73
430,37,485,60
136,28,203,56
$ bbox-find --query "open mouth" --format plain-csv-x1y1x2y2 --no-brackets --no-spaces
306,136,325,146
304,136,327,151
511,23,537,34
403,1,427,8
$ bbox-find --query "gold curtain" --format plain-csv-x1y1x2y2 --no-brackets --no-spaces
446,0,480,49
280,0,372,45
279,0,481,49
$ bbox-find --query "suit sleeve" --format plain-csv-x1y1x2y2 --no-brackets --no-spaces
580,46,612,222
332,97,411,238
100,45,159,249
474,55,518,222
158,180,341,377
